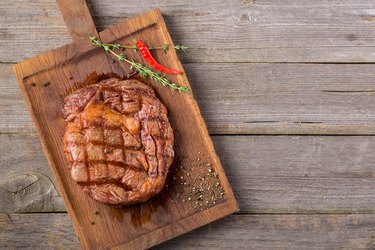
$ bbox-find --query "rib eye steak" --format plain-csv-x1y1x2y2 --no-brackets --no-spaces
62,77,174,205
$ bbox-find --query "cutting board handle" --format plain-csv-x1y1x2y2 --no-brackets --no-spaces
56,0,98,43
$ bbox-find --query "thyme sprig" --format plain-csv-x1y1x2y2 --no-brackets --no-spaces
95,41,188,53
90,36,190,93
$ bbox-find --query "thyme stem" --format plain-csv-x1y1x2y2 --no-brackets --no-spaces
100,42,188,52
90,36,190,93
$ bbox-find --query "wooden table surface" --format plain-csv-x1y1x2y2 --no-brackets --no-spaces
1,0,375,249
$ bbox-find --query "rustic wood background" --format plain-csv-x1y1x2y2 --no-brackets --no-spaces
1,0,375,249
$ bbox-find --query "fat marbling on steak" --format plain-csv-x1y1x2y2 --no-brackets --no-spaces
62,78,174,205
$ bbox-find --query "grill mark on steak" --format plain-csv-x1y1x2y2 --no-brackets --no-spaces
79,179,124,186
63,77,174,205
68,160,147,170
84,142,140,151
83,135,92,196
64,142,139,152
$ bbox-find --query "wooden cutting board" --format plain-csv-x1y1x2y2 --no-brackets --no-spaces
13,0,238,249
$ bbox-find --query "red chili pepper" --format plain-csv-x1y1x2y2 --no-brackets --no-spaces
135,39,182,75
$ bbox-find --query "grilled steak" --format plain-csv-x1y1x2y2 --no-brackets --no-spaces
62,78,174,205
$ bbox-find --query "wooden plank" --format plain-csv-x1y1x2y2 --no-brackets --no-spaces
1,213,375,249
0,213,79,249
214,135,375,213
4,63,375,135
2,134,375,214
0,133,65,213
13,5,238,249
159,214,375,249
0,64,34,133
2,0,375,63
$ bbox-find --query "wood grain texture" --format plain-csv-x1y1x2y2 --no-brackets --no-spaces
4,63,375,135
2,0,375,63
0,133,65,213
214,135,375,213
57,0,98,44
13,6,238,249
2,134,374,214
1,213,375,249
3,0,375,248
158,214,375,249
